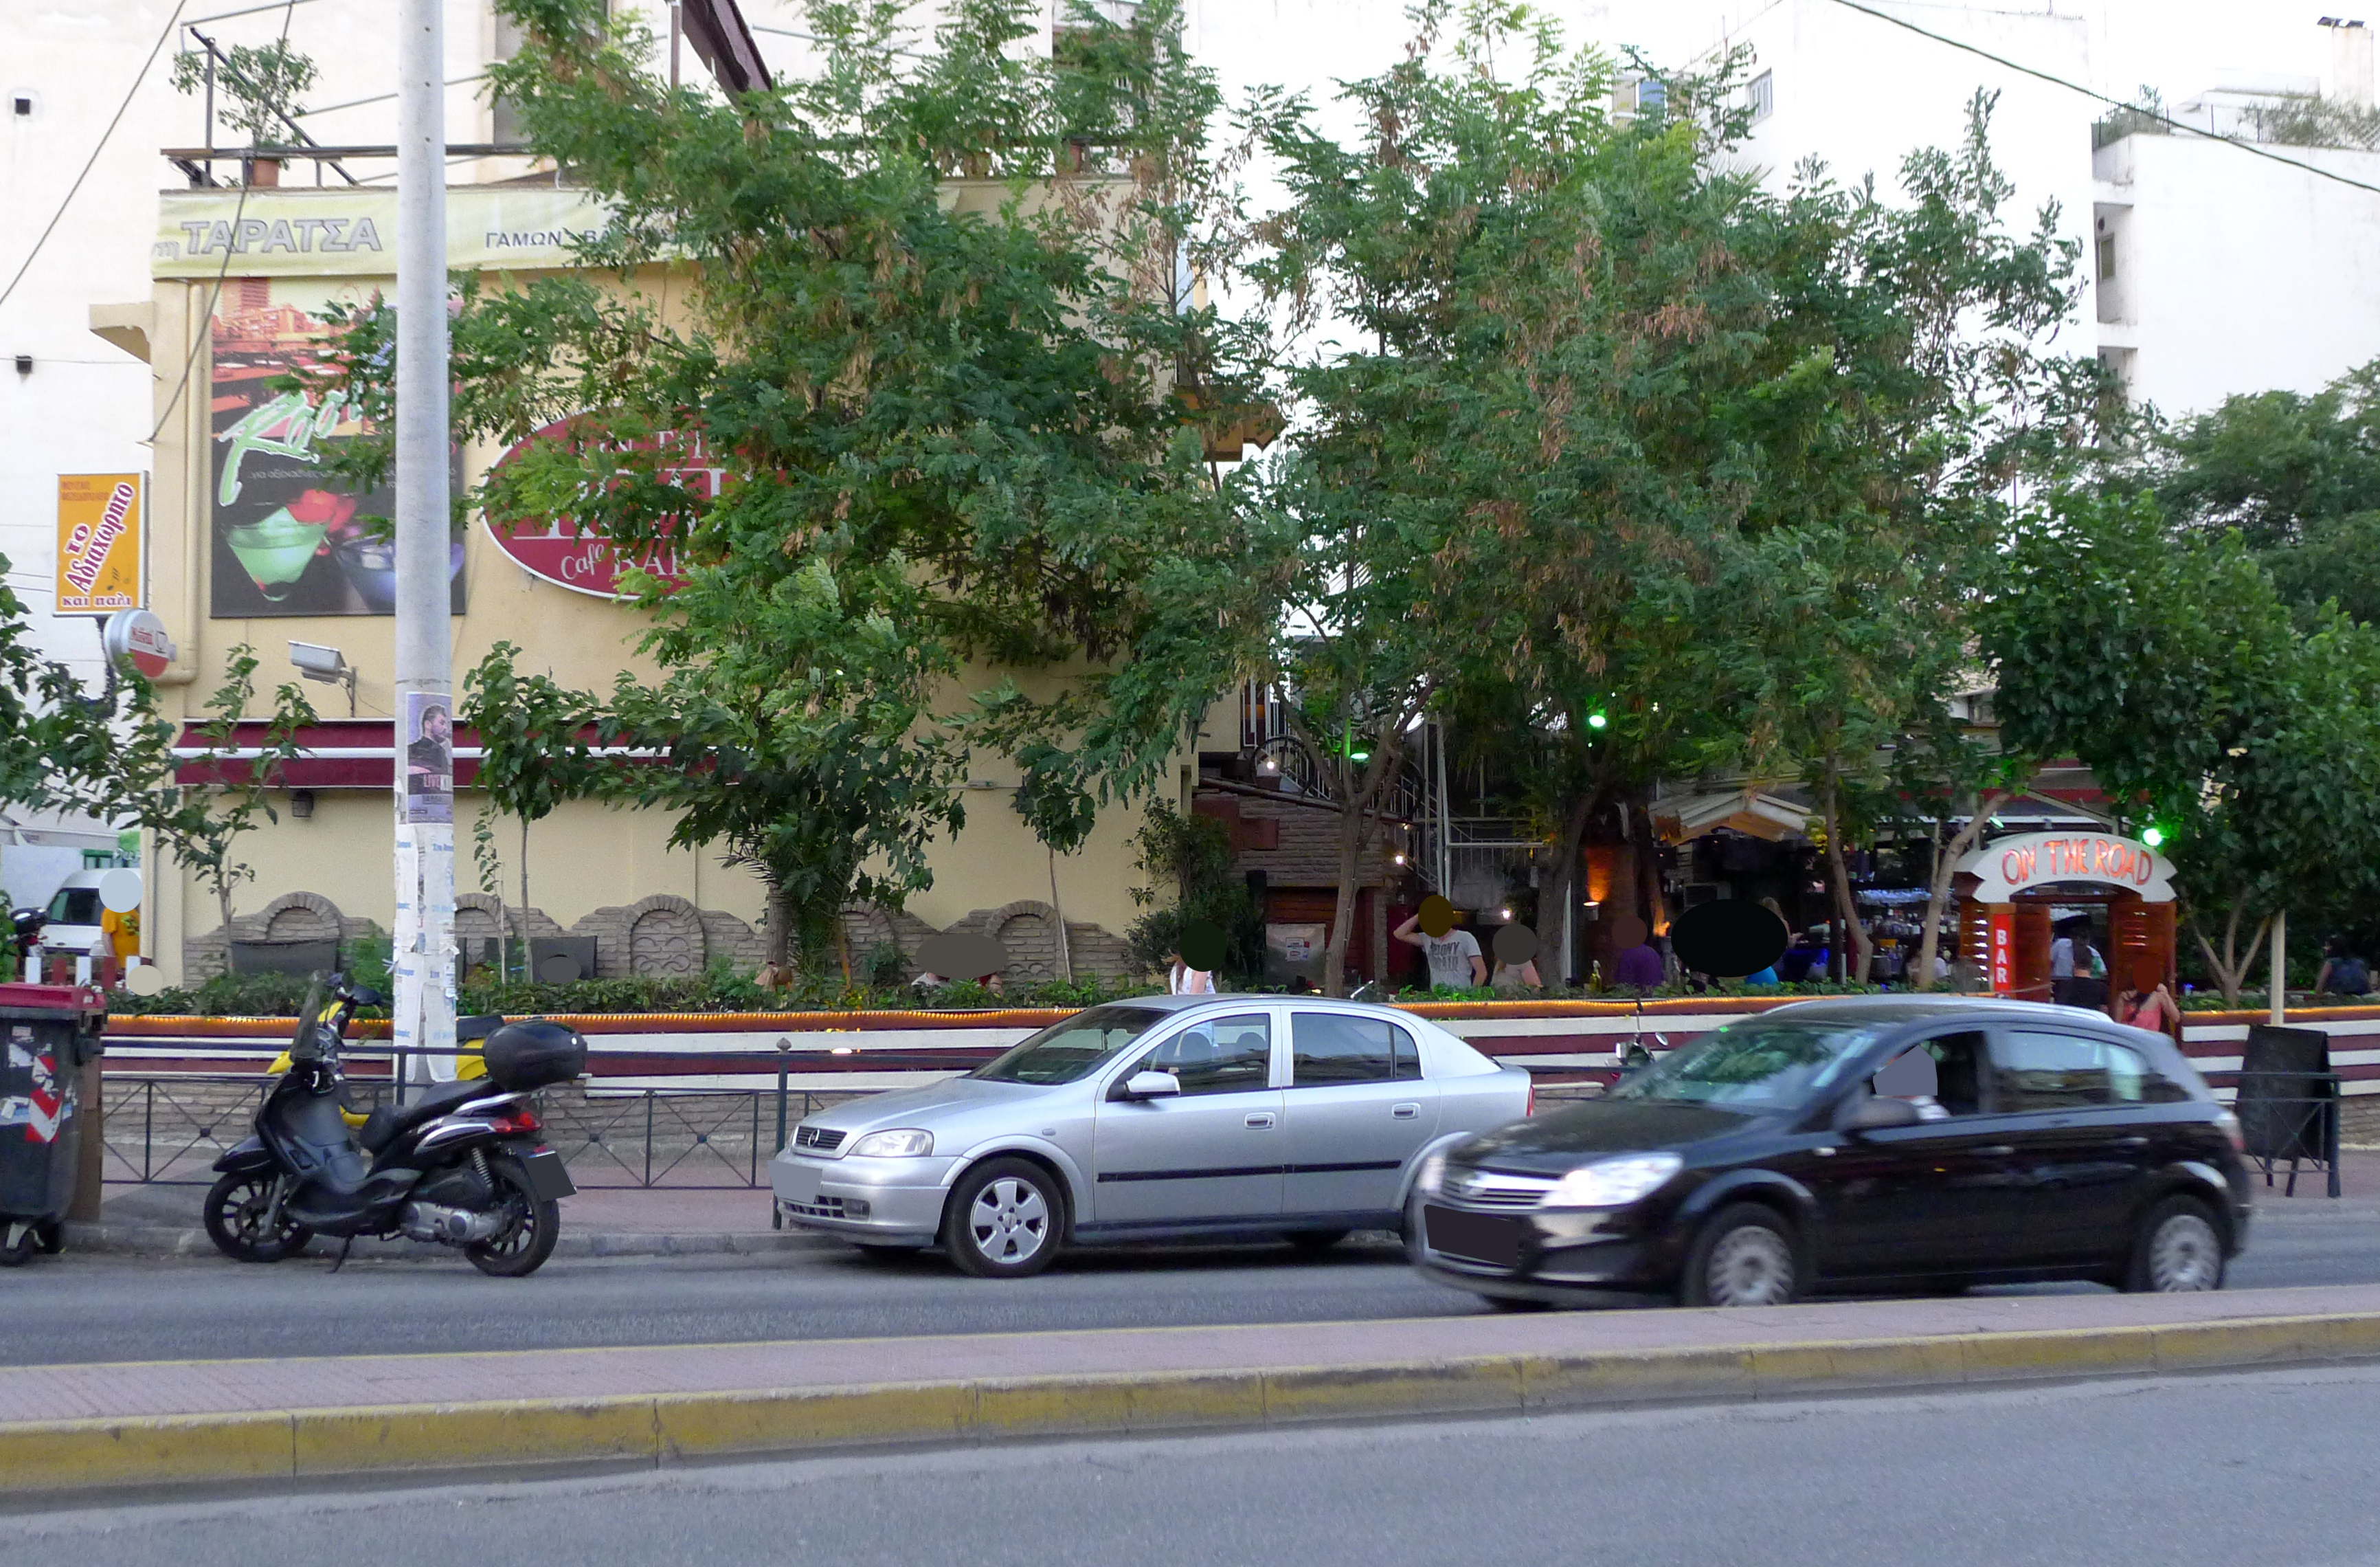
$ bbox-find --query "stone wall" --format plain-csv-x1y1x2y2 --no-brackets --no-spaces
191,890,1138,984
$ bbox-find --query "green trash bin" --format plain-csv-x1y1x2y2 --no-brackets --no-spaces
0,982,106,1265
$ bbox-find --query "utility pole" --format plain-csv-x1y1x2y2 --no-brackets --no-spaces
393,0,456,1088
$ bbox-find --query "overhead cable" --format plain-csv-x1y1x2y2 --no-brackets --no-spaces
1828,0,2380,199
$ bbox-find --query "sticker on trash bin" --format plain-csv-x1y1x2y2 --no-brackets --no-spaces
23,1050,63,1143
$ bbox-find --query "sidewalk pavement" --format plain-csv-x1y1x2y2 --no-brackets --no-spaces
8,1285,2380,1496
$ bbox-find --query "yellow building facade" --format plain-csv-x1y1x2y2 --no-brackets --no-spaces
110,182,1203,986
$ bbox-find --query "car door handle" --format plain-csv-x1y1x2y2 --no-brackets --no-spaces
1391,1103,1421,1119
1975,1146,2017,1157
2113,1135,2149,1148
1244,1113,1275,1129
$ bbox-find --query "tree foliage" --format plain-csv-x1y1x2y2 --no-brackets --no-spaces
1983,492,2380,1002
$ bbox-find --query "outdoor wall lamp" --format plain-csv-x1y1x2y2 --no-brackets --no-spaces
288,641,356,715
289,789,315,819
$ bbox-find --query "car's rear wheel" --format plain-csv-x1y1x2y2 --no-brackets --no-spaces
1679,1203,1799,1308
2123,1194,2225,1293
943,1158,1063,1279
1284,1228,1351,1254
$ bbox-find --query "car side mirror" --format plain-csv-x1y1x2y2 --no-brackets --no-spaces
1843,1095,1923,1134
1114,1071,1181,1102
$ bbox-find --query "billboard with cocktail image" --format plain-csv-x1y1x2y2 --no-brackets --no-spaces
208,279,465,616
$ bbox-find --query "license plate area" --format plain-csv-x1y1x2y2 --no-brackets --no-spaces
1424,1204,1525,1269
517,1148,576,1201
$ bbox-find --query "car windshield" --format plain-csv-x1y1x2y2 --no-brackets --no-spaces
971,1005,1171,1086
45,888,100,925
1608,1019,1877,1109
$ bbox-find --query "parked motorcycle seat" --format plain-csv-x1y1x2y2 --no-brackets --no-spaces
359,1078,497,1155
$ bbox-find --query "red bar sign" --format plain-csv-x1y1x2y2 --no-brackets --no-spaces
1988,911,2015,995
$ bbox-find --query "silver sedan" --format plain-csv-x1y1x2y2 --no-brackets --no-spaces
768,994,1534,1277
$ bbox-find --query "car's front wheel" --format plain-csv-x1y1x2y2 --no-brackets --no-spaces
2123,1194,2225,1293
1679,1203,1799,1308
943,1158,1064,1278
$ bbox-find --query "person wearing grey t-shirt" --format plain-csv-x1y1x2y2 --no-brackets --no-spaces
1393,912,1486,990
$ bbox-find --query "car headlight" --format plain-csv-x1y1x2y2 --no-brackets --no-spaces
847,1128,934,1159
1542,1153,1681,1208
1415,1153,1447,1196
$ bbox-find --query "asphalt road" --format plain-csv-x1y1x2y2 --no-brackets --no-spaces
10,1365,2380,1564
4,1201,2375,1366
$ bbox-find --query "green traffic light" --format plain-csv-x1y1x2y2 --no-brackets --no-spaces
1586,711,1608,730
2141,825,2166,847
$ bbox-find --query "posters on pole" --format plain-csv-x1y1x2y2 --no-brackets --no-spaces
55,474,144,615
401,691,454,825
207,278,467,618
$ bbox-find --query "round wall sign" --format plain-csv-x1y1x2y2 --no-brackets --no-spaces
482,417,704,599
102,608,176,680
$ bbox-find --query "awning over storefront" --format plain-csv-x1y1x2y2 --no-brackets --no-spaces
1654,788,1812,844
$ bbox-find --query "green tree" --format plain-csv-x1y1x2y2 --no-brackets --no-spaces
460,642,605,979
1983,492,2380,1004
1123,798,1258,980
169,40,317,146
154,645,319,934
295,0,1277,966
595,548,965,984
2152,359,2380,625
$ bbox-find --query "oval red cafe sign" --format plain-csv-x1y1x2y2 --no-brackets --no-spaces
482,419,714,599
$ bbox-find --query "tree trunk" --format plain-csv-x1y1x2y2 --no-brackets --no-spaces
1048,845,1073,983
216,879,234,935
760,877,792,988
1321,748,1398,999
1915,786,2010,993
1551,792,1595,989
2188,898,2269,1010
517,815,532,984
1821,761,1873,986
1625,793,1665,983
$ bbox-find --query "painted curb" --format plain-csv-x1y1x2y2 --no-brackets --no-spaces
8,1310,2380,1497
59,1223,824,1261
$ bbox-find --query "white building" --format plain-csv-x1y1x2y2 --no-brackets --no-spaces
1690,0,2380,419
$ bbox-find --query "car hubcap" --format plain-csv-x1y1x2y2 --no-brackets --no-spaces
969,1177,1049,1265
1706,1227,1794,1306
2149,1213,2220,1291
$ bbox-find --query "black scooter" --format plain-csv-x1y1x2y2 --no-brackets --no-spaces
204,975,585,1276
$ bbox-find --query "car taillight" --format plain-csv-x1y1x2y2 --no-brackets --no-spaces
1526,1082,1536,1118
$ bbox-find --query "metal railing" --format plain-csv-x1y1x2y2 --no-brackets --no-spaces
96,1040,842,1191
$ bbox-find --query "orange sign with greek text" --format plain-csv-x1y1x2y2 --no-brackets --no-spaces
56,474,144,615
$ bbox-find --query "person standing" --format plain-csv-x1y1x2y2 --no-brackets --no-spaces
1610,934,1665,990
1166,947,1214,994
2111,961,2181,1038
2317,937,2370,997
1393,907,1487,991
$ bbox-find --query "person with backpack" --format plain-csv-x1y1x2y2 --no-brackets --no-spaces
2317,937,2370,997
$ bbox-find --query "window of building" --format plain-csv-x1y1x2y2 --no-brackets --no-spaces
1635,78,1668,116
1748,71,1773,124
2096,232,2118,282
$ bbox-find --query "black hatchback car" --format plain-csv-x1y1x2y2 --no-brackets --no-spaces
1410,997,2252,1308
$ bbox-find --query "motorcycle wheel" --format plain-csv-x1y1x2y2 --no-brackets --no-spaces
0,1223,36,1268
464,1155,560,1278
203,1170,314,1263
